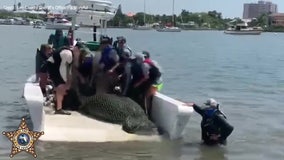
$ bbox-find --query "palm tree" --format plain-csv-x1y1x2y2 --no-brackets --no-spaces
17,2,21,9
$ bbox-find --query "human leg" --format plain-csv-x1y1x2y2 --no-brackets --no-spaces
54,84,71,115
39,72,48,96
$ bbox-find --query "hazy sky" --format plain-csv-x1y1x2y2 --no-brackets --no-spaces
0,0,283,18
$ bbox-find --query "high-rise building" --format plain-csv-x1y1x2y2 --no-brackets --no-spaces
243,1,278,19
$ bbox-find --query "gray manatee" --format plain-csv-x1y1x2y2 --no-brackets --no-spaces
79,94,157,135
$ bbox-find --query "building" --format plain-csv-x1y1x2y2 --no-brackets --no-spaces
243,1,278,19
269,13,284,27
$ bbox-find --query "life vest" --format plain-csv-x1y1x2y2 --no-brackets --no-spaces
144,58,161,81
99,45,116,71
78,54,94,78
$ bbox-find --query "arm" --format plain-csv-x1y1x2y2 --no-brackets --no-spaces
48,34,53,45
121,63,132,96
134,63,149,87
192,104,205,116
108,50,120,72
64,36,71,47
35,50,40,79
65,63,73,89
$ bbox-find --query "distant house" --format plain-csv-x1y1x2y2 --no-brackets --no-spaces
269,13,284,27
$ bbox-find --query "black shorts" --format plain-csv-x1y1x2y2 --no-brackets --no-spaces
47,62,65,87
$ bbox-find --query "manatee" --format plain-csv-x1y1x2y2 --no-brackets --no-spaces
79,94,157,135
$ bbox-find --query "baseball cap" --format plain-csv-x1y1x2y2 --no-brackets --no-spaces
100,36,112,44
142,50,150,58
130,52,145,64
204,98,218,107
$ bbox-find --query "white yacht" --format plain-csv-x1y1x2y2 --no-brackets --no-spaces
155,0,181,32
45,18,80,30
224,23,262,35
65,0,117,27
156,26,181,32
132,0,152,30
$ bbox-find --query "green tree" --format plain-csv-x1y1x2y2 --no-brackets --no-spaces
17,2,21,9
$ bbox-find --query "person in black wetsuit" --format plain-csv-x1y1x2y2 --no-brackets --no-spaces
187,98,234,145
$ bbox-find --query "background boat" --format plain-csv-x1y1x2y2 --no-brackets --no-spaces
132,0,152,30
156,0,181,32
224,23,262,35
65,0,117,28
45,18,80,30
156,26,181,32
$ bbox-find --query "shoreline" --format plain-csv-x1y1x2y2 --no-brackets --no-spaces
2,24,284,33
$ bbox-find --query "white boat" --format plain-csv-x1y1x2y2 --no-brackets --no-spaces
156,0,181,32
23,75,194,142
224,23,262,35
64,0,117,27
45,18,80,30
132,0,152,30
133,24,152,30
156,26,181,32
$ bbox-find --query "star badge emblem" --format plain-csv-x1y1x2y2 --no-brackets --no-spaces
2,118,44,158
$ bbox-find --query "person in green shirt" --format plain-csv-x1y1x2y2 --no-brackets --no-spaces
48,29,70,50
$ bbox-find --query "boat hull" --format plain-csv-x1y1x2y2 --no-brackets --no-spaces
23,75,193,142
45,23,80,30
133,25,152,30
224,30,262,35
156,27,182,32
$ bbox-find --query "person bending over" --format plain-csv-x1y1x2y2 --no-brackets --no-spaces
47,46,80,115
186,98,234,145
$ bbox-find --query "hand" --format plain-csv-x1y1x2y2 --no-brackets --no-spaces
107,69,113,74
117,75,122,80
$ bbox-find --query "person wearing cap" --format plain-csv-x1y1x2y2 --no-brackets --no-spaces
72,42,96,96
99,36,119,73
187,98,234,145
119,49,138,95
113,36,132,60
46,44,81,115
121,53,150,111
138,51,163,115
141,51,163,93
95,36,120,93
35,44,53,96
48,29,70,50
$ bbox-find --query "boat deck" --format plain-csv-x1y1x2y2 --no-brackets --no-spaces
41,105,162,142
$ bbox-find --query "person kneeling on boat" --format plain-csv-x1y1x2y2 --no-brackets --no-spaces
35,44,53,96
72,42,96,97
120,53,149,111
48,29,70,51
112,36,133,76
46,46,80,115
98,36,120,93
187,98,234,145
140,51,163,116
141,51,163,93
